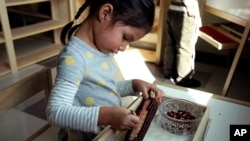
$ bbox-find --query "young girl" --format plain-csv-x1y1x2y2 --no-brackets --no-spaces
46,0,163,140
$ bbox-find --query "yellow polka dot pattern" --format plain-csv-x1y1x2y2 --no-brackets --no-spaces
110,90,117,95
65,56,75,66
102,62,109,70
75,80,81,87
86,51,93,59
84,71,88,77
85,97,94,105
97,81,105,87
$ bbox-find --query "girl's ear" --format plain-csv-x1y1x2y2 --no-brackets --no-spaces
98,4,113,23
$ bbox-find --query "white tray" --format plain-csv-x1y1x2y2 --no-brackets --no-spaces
93,96,210,141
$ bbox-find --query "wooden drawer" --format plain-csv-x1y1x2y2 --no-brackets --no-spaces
199,24,239,50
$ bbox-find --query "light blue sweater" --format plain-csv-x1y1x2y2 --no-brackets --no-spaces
46,37,136,140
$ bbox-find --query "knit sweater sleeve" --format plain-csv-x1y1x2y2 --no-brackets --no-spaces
46,78,101,133
116,80,137,97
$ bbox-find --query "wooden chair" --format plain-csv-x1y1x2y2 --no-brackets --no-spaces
198,0,250,96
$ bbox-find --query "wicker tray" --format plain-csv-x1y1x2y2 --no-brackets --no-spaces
93,96,210,141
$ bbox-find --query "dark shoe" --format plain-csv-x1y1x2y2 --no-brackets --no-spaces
172,77,201,88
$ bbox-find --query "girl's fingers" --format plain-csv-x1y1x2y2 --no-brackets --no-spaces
128,113,139,128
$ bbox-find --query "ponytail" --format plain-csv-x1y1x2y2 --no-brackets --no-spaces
60,0,91,45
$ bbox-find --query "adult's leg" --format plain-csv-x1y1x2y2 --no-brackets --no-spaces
163,14,179,78
175,14,196,79
170,13,201,87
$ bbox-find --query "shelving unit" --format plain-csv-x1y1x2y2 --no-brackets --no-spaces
0,0,72,76
198,1,250,96
128,0,170,64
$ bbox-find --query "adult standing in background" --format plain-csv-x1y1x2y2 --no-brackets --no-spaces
163,0,202,87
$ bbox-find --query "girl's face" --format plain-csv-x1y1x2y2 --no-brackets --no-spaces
94,21,147,54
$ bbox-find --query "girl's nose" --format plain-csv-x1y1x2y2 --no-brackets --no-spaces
119,44,129,51
119,46,125,51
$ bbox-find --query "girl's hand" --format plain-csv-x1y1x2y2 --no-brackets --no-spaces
99,107,139,131
110,107,139,130
132,79,163,103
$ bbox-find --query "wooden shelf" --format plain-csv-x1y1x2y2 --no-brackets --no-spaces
129,33,157,51
1,20,66,43
198,3,250,96
199,24,240,50
11,20,66,40
8,8,51,19
17,44,62,69
0,43,62,76
33,126,60,141
138,32,158,44
126,47,156,63
0,109,48,141
0,0,71,76
128,23,158,60
127,0,169,64
6,0,50,7
0,62,11,76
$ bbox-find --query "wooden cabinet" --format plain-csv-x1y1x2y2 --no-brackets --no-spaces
0,0,72,76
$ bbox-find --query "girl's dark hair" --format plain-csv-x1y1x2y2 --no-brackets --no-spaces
60,0,155,45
